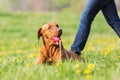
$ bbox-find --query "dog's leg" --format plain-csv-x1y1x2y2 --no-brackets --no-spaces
53,51,61,63
36,54,46,64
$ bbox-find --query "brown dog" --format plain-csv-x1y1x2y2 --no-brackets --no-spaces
36,22,83,64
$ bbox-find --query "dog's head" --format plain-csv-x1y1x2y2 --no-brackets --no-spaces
38,22,62,45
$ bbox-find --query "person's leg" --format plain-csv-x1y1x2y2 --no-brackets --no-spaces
70,0,103,55
102,0,120,37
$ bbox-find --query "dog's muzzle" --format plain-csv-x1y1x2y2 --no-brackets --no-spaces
58,29,62,36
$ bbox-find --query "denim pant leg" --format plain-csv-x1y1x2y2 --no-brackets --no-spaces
102,0,120,38
70,0,103,55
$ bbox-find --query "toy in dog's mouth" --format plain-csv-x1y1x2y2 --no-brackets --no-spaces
51,36,61,44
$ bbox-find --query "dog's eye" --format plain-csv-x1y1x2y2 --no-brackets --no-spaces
56,24,59,28
48,26,51,29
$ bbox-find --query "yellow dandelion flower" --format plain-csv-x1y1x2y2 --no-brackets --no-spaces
17,49,22,53
104,48,112,55
0,58,3,62
32,46,37,50
28,53,37,58
16,58,21,61
26,63,31,68
56,62,62,67
104,43,116,55
87,64,95,70
1,46,5,50
75,69,81,75
74,63,81,68
118,56,120,58
84,69,91,74
85,75,92,80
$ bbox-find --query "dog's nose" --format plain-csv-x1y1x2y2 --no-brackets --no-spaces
58,28,62,34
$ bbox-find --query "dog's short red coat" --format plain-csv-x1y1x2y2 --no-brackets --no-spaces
36,22,83,64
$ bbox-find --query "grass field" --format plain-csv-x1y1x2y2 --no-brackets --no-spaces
0,12,120,80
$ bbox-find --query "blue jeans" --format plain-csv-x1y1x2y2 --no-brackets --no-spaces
70,0,120,55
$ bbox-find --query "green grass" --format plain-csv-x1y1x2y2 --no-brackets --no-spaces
0,12,120,80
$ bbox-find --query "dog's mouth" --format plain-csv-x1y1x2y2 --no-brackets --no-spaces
51,36,61,45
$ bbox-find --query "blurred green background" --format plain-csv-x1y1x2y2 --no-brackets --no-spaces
0,0,120,80
0,0,120,13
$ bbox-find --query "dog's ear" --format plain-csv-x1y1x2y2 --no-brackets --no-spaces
38,28,42,43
